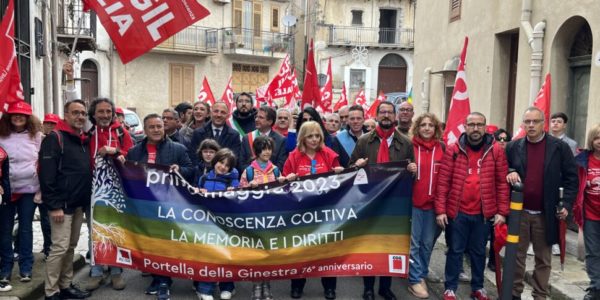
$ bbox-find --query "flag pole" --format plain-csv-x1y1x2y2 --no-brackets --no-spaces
68,7,85,60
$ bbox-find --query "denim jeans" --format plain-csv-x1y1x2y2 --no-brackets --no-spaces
196,281,235,294
15,203,52,255
90,265,123,277
0,194,36,276
444,212,488,292
585,219,600,290
409,208,439,284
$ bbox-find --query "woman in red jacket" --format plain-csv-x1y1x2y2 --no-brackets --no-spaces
283,121,343,299
406,113,445,299
573,124,600,300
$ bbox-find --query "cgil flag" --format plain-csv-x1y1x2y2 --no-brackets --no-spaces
319,57,333,113
267,54,295,101
197,77,216,106
82,0,210,64
301,39,321,109
0,0,25,114
513,73,551,139
442,37,471,145
367,91,386,119
354,89,368,111
333,83,348,112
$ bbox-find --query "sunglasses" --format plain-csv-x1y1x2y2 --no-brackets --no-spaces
496,137,509,142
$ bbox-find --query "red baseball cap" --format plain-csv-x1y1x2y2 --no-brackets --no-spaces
43,113,60,124
486,124,499,134
115,107,124,115
6,101,32,116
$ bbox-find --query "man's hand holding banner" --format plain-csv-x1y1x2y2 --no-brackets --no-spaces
91,158,413,281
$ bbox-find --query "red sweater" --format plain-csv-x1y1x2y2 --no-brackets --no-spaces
460,147,483,215
523,138,546,211
412,137,444,210
88,121,134,167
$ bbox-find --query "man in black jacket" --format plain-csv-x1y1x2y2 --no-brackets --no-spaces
239,106,287,171
126,114,193,300
505,107,578,299
40,99,92,300
189,101,241,165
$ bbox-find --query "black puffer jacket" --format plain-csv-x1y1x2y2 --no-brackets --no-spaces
39,121,92,213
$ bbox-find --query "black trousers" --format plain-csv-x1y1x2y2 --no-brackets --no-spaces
291,277,337,291
363,276,391,292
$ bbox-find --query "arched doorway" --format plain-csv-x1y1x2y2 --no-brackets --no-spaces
377,54,407,93
551,17,592,146
81,60,99,106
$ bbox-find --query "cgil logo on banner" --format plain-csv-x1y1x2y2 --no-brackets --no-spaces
388,254,407,274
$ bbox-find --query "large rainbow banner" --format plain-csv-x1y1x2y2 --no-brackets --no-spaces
91,158,413,281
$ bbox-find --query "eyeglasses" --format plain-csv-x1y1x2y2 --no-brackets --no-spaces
69,110,87,117
399,108,413,113
466,123,486,129
302,118,313,122
523,119,544,125
378,110,395,116
496,137,509,142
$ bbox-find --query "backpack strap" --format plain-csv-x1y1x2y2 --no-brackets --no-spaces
50,130,64,172
245,165,254,182
273,166,280,178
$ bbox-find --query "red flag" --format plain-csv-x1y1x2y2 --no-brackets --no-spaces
354,89,368,111
220,76,235,111
514,73,551,139
83,0,210,64
301,39,321,109
255,84,271,108
284,69,301,109
0,0,24,113
333,83,348,112
197,77,216,106
82,0,91,12
443,37,471,145
267,55,295,101
319,57,333,113
367,91,386,119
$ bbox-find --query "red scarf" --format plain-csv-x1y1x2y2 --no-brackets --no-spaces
375,125,395,163
412,135,438,150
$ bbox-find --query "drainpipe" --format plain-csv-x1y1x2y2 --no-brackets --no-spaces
520,0,545,104
420,67,431,112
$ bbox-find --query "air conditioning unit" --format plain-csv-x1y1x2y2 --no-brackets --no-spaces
213,0,231,4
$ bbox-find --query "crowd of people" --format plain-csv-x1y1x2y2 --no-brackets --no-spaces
0,67,598,300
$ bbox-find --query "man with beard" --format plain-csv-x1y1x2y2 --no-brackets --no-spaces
231,92,258,135
397,102,414,135
337,106,349,129
435,112,509,300
85,98,134,292
350,101,415,300
40,100,92,300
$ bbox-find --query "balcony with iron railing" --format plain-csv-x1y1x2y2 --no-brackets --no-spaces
327,26,414,49
154,26,219,55
57,0,96,52
222,28,291,59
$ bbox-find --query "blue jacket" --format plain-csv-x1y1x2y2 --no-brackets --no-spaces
126,138,194,181
198,169,240,192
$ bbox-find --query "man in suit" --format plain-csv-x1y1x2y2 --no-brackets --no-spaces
239,106,287,171
189,101,241,165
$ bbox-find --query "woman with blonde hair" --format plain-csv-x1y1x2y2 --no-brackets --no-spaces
0,102,43,283
282,121,343,299
573,124,600,300
406,112,445,299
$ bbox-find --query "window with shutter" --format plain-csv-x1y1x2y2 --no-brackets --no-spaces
169,64,195,106
253,2,262,37
351,10,363,26
449,0,461,22
233,0,243,34
271,5,280,32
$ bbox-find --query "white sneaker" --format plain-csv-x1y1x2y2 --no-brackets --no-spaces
220,290,235,300
197,293,214,300
458,272,470,282
552,244,561,256
527,244,534,255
